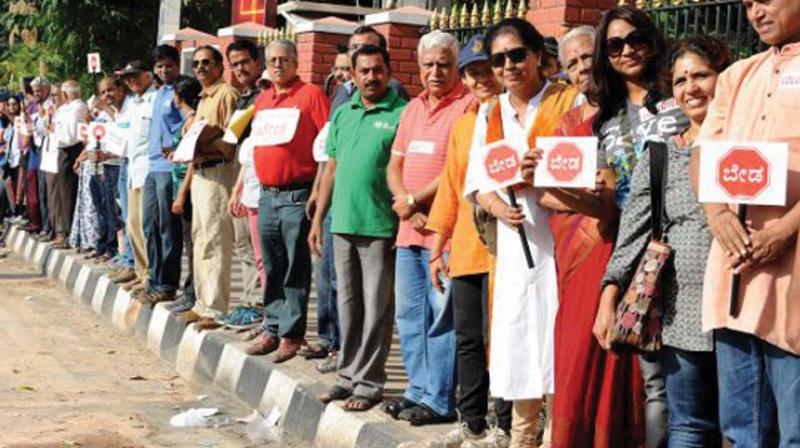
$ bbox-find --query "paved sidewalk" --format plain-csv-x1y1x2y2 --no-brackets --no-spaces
4,225,452,448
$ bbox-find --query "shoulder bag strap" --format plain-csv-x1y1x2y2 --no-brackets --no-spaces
648,141,669,242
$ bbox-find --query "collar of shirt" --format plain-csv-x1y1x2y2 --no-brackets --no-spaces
499,80,551,133
265,77,303,102
772,41,800,57
131,84,157,103
419,83,469,114
349,88,400,112
200,78,227,99
238,87,259,107
345,80,356,95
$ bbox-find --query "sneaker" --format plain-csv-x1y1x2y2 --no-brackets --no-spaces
408,422,484,448
169,297,196,315
463,426,510,448
218,306,263,329
316,352,338,374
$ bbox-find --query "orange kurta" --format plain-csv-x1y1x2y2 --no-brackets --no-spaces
699,43,800,355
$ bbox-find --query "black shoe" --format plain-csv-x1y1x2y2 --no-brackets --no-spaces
407,404,456,427
381,397,418,420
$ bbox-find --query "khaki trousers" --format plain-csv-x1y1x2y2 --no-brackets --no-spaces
511,399,543,448
234,216,260,301
126,186,149,282
191,163,235,318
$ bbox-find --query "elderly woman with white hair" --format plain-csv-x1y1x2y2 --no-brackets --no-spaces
384,30,475,425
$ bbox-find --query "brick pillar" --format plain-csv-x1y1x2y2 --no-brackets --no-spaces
365,6,433,98
528,0,616,37
295,18,357,86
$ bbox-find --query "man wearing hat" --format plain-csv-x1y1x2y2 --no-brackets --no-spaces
111,61,157,292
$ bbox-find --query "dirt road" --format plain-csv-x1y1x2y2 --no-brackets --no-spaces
0,251,281,448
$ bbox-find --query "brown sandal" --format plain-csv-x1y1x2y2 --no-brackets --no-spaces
319,385,351,404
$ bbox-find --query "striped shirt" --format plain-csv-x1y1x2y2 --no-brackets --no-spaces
391,83,475,249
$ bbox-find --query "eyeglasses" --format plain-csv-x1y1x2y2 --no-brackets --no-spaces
605,30,649,57
192,59,213,69
267,57,294,67
489,47,530,68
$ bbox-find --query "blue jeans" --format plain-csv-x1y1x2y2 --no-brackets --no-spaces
143,172,182,292
91,164,120,256
314,212,339,351
662,346,721,448
640,353,669,448
395,246,456,417
258,186,311,339
117,164,134,268
715,329,800,447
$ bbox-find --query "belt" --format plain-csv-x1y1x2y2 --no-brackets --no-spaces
193,159,227,169
261,182,312,193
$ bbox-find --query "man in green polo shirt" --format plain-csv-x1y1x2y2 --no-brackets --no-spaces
308,44,406,411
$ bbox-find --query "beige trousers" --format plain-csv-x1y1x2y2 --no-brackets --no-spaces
233,216,260,301
126,186,149,282
511,399,543,448
191,163,235,318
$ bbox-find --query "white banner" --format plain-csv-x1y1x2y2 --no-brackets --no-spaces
698,141,787,206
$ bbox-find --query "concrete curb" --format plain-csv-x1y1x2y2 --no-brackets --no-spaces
5,226,427,448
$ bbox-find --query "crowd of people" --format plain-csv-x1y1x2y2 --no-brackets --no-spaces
0,1,799,447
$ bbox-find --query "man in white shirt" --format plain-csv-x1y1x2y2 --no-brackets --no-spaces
115,61,157,294
50,80,87,249
29,77,58,242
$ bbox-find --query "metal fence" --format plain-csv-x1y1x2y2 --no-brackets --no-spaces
432,0,764,60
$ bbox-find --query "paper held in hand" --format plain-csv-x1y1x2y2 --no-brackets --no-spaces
533,137,597,189
39,134,60,174
698,141,787,206
471,139,526,194
103,125,127,157
250,108,300,147
223,105,255,145
172,120,207,163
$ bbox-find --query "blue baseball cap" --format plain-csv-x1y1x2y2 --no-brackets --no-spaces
458,34,489,70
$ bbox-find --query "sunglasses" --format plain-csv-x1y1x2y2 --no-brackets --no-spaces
489,47,530,68
605,30,649,57
192,59,213,69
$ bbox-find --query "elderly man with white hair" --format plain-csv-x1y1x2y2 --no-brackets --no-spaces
384,30,474,426
50,80,88,249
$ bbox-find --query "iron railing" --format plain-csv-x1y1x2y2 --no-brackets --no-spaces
431,0,764,60
619,0,765,59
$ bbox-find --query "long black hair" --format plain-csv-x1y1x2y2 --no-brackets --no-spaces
174,76,202,111
589,6,669,135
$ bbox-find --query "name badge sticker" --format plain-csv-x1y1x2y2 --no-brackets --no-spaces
408,140,435,155
779,72,800,90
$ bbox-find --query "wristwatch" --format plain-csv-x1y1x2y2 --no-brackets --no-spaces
406,194,416,207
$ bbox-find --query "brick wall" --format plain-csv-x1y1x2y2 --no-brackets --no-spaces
373,23,424,97
296,32,350,85
528,0,616,36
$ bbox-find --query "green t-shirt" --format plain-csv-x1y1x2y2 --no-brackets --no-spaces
326,89,406,238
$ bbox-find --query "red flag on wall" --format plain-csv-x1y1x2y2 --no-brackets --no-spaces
232,0,270,25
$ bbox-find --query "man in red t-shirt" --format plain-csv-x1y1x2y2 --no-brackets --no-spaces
245,39,330,363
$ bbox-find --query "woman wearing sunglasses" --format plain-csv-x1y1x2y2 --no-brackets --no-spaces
602,36,731,448
464,18,579,447
588,7,688,448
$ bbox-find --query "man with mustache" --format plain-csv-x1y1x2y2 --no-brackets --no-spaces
174,46,240,330
246,40,329,363
309,43,406,412
385,30,474,426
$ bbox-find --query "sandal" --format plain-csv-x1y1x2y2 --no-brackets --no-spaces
341,395,380,412
381,397,418,419
319,385,351,404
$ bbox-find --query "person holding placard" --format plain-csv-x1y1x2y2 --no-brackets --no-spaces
523,25,646,448
587,8,689,447
29,78,57,242
309,44,406,413
462,19,578,447
50,80,88,250
599,36,733,448
688,2,800,445
246,39,329,362
176,46,240,330
224,39,264,311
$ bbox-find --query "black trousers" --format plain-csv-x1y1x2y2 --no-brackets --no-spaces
52,143,82,238
452,273,512,434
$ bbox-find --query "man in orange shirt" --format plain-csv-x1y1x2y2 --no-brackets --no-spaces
693,1,800,445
